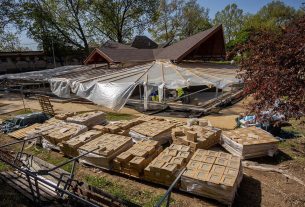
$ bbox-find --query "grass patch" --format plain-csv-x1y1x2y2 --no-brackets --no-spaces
84,175,172,206
106,112,135,121
13,108,33,115
0,161,10,171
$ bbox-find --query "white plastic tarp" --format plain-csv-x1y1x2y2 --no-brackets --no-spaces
48,61,241,111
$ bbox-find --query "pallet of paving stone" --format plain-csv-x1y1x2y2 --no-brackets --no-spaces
129,120,176,144
78,133,133,169
144,144,192,186
172,125,221,152
180,149,243,205
42,122,88,146
54,112,76,120
221,126,279,159
66,111,106,127
113,140,163,178
8,123,42,139
60,130,103,157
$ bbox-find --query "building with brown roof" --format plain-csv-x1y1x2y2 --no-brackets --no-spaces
84,25,225,65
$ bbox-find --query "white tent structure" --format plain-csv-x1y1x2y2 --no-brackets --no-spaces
49,61,241,111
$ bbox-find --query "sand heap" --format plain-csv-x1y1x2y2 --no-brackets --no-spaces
129,120,176,144
172,125,221,152
181,149,243,205
66,111,106,127
144,144,192,185
113,140,162,177
78,133,133,169
60,130,103,157
221,126,279,159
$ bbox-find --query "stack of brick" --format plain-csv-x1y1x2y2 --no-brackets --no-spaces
180,149,243,205
66,111,106,127
60,130,103,157
144,144,192,185
92,119,144,136
42,122,87,146
172,125,221,152
78,133,133,169
54,112,76,120
113,140,162,177
221,126,279,159
129,120,176,144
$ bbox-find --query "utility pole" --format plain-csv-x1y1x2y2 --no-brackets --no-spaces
51,38,56,68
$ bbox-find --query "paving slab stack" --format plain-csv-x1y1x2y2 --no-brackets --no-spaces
221,126,279,159
78,133,133,169
60,130,103,157
180,149,243,205
113,140,162,177
54,112,76,120
66,111,106,127
144,144,192,186
129,120,176,144
172,125,221,152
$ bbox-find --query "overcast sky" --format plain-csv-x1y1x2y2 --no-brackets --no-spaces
17,0,303,50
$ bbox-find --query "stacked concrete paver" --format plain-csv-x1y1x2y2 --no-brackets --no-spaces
144,144,192,185
180,149,243,205
66,111,106,127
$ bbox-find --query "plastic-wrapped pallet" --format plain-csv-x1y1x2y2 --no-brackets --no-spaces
221,126,279,159
60,130,103,157
113,140,162,177
172,125,221,152
180,149,243,205
78,133,133,169
66,111,106,127
144,144,192,186
129,120,176,144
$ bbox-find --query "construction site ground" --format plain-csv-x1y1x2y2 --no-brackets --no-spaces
0,94,305,207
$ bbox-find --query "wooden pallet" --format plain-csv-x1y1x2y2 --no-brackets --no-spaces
8,123,42,139
37,95,55,116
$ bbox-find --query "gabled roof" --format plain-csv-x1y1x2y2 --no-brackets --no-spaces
84,25,225,64
131,36,158,49
155,25,225,61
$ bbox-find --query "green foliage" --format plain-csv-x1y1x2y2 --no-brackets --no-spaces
149,0,211,43
90,0,159,43
213,3,245,43
0,161,10,172
105,112,135,121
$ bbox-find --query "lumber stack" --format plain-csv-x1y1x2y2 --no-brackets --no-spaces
42,122,87,146
8,123,42,139
221,126,279,159
172,125,221,152
180,149,243,205
78,133,133,169
60,130,103,157
129,120,176,144
66,111,106,127
144,144,192,185
113,140,162,177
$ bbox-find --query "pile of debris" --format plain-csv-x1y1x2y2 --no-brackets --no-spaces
113,140,162,177
78,133,133,169
221,126,279,159
144,144,192,185
181,149,242,205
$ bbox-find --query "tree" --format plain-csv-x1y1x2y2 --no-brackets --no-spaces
213,3,245,42
90,0,159,43
149,0,183,43
179,0,211,39
149,0,211,43
17,0,94,53
237,16,305,120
